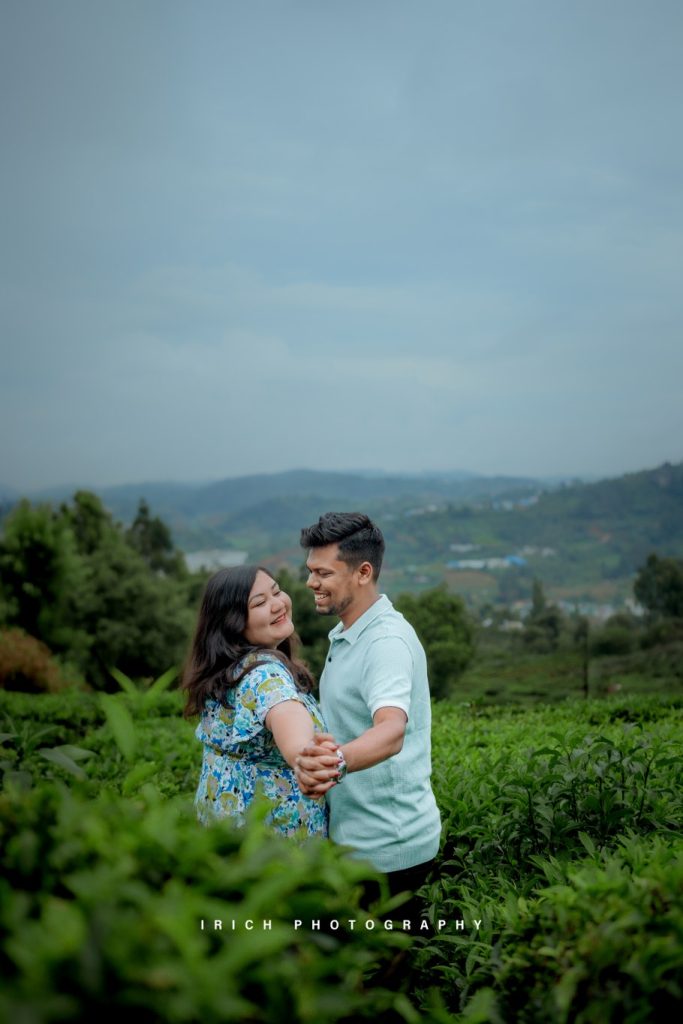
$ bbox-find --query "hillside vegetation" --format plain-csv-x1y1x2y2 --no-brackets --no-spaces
4,461,681,610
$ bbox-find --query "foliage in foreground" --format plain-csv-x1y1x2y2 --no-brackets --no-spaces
0,781,416,1024
1,689,682,1022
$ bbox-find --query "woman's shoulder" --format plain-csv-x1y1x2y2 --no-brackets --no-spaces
236,650,295,686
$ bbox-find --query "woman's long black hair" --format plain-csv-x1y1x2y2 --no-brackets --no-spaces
181,564,315,718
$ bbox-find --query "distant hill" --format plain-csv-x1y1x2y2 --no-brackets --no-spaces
4,462,681,608
22,468,545,539
376,461,683,606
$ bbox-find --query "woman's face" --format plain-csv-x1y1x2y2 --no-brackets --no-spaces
243,570,294,647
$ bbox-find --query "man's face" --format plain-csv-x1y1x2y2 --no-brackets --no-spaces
305,543,358,618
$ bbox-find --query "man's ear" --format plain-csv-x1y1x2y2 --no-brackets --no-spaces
357,561,374,585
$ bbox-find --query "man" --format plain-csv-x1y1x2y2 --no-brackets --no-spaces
295,511,441,918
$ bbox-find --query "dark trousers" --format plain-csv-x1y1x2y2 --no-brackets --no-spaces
361,857,435,929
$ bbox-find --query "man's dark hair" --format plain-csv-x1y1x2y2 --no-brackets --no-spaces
300,512,385,580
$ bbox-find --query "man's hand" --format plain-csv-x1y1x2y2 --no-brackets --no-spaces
295,732,339,797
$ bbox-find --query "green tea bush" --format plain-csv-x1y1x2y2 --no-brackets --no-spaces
412,697,683,1020
416,834,683,1022
2,690,682,1022
0,685,193,796
79,705,197,797
0,781,417,1024
431,699,683,892
0,688,103,734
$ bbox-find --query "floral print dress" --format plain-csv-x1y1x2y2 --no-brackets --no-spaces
194,652,329,837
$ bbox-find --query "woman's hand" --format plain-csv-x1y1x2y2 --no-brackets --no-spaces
295,732,341,797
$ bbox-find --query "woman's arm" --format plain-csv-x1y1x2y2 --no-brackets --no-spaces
265,700,337,771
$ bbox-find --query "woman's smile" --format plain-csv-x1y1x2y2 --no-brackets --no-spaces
244,570,295,646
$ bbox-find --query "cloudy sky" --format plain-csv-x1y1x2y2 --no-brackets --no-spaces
2,0,682,492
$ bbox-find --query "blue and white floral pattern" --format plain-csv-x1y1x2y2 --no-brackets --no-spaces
194,652,329,837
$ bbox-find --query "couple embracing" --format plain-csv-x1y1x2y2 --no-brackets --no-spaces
182,512,441,912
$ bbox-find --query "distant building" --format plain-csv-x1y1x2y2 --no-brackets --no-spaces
447,555,528,571
518,545,556,557
184,549,248,572
405,504,442,517
500,619,524,632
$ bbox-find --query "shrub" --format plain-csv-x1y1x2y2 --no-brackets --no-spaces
591,618,636,657
0,629,69,694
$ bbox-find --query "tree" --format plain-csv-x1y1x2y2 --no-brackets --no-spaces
60,490,117,557
69,536,194,687
634,554,683,619
62,496,194,687
524,578,563,652
573,616,590,699
531,578,546,618
0,493,196,688
126,499,186,577
394,586,475,701
0,500,87,657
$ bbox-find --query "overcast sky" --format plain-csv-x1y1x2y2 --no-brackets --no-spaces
2,0,682,492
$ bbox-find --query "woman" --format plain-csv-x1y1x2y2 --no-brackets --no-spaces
182,564,334,837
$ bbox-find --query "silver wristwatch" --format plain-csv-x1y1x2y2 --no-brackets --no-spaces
335,747,348,783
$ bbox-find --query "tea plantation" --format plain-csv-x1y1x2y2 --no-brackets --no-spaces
1,685,682,1022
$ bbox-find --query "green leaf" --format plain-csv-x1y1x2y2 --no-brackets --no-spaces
38,747,87,780
99,694,137,760
577,832,597,857
142,665,178,707
122,761,159,795
57,745,96,761
109,667,139,697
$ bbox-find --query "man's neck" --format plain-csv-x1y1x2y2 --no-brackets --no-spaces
339,590,381,631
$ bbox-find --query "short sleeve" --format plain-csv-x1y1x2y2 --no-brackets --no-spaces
232,661,305,734
361,636,413,720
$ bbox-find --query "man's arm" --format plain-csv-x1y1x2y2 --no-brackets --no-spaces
295,706,407,796
338,706,406,770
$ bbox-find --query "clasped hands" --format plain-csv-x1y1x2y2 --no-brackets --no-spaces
295,732,341,797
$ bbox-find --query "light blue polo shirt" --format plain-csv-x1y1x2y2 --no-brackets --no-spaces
320,594,442,873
